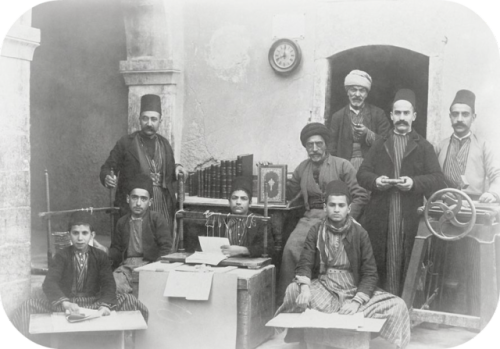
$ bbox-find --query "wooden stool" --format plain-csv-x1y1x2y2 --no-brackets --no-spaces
29,310,147,349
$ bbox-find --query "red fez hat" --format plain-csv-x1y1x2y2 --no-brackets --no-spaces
393,89,416,108
325,180,351,203
140,94,162,115
451,89,475,113
128,173,154,198
230,176,253,198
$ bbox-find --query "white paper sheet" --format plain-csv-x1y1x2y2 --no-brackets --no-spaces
199,236,230,254
163,270,214,300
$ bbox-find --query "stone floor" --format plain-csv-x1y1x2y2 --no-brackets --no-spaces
28,231,495,349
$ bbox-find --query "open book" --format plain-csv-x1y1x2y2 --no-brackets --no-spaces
185,237,230,266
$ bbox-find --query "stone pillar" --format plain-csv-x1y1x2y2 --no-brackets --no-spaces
0,11,40,316
119,0,181,152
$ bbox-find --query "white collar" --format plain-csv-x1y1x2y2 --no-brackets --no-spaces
452,132,471,141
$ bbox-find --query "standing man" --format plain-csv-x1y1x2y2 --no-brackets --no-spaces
436,89,500,201
327,70,391,171
357,89,445,296
434,89,500,315
100,94,187,235
277,122,368,304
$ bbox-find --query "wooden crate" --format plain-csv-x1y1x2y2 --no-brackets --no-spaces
231,265,275,349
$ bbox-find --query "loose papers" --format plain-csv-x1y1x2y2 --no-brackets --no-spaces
185,237,230,265
266,309,386,333
164,270,214,301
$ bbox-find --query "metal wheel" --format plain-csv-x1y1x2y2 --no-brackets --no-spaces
424,188,476,241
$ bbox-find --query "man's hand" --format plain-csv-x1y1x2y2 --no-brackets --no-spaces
296,285,311,311
479,192,497,203
175,165,188,180
98,306,111,317
62,301,80,315
338,300,361,315
375,176,392,191
105,174,117,188
395,176,413,192
353,124,368,137
220,245,249,257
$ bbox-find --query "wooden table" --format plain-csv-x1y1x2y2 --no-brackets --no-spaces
181,196,303,267
136,264,275,349
29,310,147,349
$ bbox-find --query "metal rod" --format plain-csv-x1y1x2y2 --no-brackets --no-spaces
39,206,120,218
109,168,115,240
177,173,185,252
175,210,270,221
44,169,52,263
262,182,269,257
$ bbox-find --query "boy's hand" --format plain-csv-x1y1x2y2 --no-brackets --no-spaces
338,300,360,315
62,301,80,315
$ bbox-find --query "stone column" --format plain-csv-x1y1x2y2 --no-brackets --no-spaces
0,11,40,316
119,0,181,154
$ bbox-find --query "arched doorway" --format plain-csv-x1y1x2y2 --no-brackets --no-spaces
325,45,429,137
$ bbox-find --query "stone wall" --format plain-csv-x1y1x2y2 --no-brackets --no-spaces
0,11,39,316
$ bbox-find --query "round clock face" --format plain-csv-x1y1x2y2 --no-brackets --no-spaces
269,39,301,74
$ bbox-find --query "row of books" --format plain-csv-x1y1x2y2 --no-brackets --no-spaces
185,154,253,199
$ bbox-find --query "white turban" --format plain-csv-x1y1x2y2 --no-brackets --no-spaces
344,70,372,91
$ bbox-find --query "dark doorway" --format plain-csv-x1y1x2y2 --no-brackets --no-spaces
325,45,429,138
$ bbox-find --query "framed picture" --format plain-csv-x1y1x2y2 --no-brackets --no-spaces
257,165,287,205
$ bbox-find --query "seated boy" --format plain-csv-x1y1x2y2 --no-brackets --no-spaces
220,176,274,258
11,211,148,337
110,173,173,293
276,180,410,349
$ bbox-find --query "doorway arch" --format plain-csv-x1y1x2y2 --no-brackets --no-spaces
325,45,429,138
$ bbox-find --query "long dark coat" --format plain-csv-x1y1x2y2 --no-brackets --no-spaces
356,130,445,287
99,131,177,217
327,103,391,160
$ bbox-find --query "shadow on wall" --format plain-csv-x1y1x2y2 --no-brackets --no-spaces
30,0,128,237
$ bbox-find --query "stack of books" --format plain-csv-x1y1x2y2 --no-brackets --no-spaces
185,154,253,199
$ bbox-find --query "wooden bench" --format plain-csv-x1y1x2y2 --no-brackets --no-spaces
29,310,147,349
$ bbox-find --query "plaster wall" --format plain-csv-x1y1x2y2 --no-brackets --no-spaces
0,12,39,315
30,0,128,235
179,0,500,172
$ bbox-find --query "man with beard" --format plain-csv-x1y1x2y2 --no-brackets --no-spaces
434,90,500,315
327,70,391,171
357,89,445,296
277,123,368,304
275,180,410,349
100,94,187,234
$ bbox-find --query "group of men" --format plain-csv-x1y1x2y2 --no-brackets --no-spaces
276,70,500,347
10,72,500,347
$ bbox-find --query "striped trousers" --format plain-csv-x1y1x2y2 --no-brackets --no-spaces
277,281,411,349
10,294,149,337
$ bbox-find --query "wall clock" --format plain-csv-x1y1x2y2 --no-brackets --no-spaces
268,38,302,74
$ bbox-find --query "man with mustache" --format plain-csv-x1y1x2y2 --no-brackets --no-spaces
434,90,500,315
277,123,368,304
100,94,187,235
327,70,391,171
357,89,445,296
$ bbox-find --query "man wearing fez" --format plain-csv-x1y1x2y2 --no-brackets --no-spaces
11,212,148,337
357,89,445,296
219,176,274,258
327,70,391,171
276,180,410,349
100,94,187,231
436,89,500,201
110,174,173,293
277,123,368,304
434,90,500,315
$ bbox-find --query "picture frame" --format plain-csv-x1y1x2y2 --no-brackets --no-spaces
257,165,287,205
